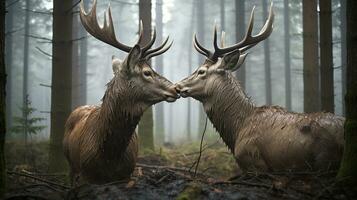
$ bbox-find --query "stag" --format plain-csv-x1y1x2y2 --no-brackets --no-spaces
63,0,178,184
176,4,344,172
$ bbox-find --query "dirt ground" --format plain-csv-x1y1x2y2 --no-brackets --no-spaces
3,141,357,200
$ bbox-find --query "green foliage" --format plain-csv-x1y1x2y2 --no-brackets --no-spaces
10,95,45,136
176,181,203,200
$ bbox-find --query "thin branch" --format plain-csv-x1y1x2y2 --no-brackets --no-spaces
23,8,52,15
6,0,20,8
136,163,205,177
7,170,70,189
5,27,24,36
26,34,52,42
193,117,208,178
36,46,52,58
66,0,81,13
111,0,138,6
39,83,51,88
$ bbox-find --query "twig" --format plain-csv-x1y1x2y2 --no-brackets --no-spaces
6,0,20,8
4,193,50,200
136,163,205,177
193,117,208,178
36,46,52,58
66,0,81,13
11,183,64,193
213,180,272,189
25,34,52,42
23,8,52,15
7,170,70,189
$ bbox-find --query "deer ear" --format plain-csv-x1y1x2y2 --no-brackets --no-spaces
124,45,142,70
220,50,246,72
112,55,123,75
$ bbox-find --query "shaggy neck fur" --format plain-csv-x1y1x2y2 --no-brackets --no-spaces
96,75,146,159
203,73,255,152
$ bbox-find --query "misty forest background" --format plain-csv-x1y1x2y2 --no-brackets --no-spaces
4,0,345,155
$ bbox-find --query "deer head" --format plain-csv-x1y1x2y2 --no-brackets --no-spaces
175,4,274,101
80,0,178,104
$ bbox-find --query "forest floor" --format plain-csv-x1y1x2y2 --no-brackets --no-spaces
3,140,357,200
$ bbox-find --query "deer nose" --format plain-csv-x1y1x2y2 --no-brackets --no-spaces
175,84,182,93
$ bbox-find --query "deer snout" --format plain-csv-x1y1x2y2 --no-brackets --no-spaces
175,84,189,98
163,85,180,102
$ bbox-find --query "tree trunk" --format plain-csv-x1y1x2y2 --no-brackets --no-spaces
23,0,30,147
284,0,291,110
154,0,164,145
138,0,154,150
72,8,80,109
186,2,195,140
197,0,206,136
220,0,225,31
235,0,245,89
5,2,14,131
262,0,271,105
49,0,73,172
302,0,320,113
0,0,6,196
341,0,347,115
337,0,357,185
320,0,334,113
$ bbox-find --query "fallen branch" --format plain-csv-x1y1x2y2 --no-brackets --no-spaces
136,163,205,177
7,170,70,189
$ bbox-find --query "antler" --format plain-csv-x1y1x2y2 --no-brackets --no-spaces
80,0,171,59
194,2,274,62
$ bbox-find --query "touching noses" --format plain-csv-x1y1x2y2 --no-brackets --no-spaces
174,84,189,98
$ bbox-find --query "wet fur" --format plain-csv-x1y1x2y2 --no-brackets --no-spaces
203,73,344,171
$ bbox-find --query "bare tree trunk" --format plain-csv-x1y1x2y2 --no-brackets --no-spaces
341,0,347,115
220,0,225,30
262,0,271,105
320,0,334,113
284,0,292,110
235,0,245,89
72,8,80,109
138,0,154,150
337,0,357,185
0,0,6,196
49,0,73,172
5,2,14,130
23,0,30,150
186,2,195,140
302,0,320,113
197,0,206,136
154,0,164,145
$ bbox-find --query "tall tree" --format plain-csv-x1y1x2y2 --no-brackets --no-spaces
138,0,154,150
235,0,245,89
337,0,357,185
48,0,73,172
284,0,292,110
154,0,164,145
5,2,14,130
320,0,334,113
22,0,30,143
197,0,206,135
220,0,225,30
302,0,320,112
262,0,271,105
78,0,88,106
0,0,6,196
186,2,195,140
72,6,80,109
341,0,347,115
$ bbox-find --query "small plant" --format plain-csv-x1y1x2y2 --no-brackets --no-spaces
11,95,46,164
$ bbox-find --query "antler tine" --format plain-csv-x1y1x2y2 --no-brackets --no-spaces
193,34,213,58
144,35,169,56
136,20,144,45
142,27,157,52
213,24,219,52
80,0,132,52
145,41,173,60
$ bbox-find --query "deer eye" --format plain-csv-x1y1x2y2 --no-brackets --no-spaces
197,69,206,75
143,70,152,77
